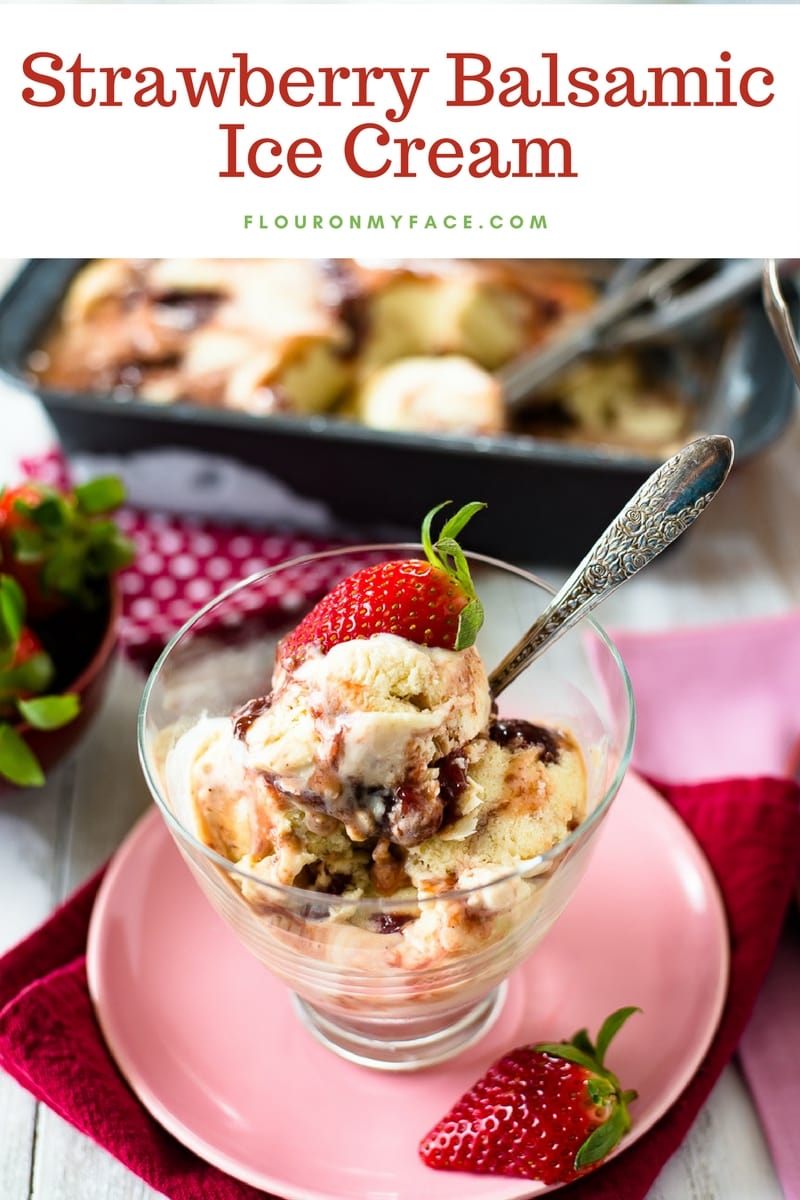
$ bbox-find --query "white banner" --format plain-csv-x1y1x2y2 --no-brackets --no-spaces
1,3,798,256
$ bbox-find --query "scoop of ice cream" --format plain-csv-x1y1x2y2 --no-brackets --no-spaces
164,715,259,861
161,642,588,975
163,714,374,892
407,731,585,883
239,633,492,846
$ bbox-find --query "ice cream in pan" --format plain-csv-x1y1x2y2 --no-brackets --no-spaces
163,503,587,969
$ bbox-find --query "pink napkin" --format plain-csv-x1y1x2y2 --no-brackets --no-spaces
605,612,800,1200
608,611,800,784
0,774,798,1200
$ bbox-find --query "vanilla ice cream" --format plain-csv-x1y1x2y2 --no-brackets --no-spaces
238,634,491,845
163,629,587,970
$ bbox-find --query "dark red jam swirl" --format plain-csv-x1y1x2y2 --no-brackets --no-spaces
232,694,272,740
488,718,562,764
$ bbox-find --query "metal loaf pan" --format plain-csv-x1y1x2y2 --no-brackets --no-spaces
0,258,795,563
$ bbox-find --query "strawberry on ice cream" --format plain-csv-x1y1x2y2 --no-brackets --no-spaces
162,502,587,965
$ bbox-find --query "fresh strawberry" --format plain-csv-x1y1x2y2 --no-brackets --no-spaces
12,626,46,666
0,626,54,708
419,1006,640,1186
0,482,45,520
0,577,55,717
0,478,133,618
279,501,486,666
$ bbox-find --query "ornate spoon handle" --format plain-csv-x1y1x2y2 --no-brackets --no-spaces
488,435,734,697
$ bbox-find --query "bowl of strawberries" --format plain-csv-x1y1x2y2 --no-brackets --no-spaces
0,477,133,789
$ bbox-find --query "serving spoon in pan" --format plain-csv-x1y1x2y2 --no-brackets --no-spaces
489,433,734,697
498,258,706,406
499,258,795,407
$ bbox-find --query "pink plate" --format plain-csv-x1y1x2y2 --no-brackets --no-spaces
87,773,729,1200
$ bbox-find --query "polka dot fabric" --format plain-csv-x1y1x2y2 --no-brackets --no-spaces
114,509,354,651
19,449,72,492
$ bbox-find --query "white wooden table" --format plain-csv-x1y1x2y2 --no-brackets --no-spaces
1,257,796,1200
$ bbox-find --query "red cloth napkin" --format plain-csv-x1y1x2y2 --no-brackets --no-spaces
1,775,798,1200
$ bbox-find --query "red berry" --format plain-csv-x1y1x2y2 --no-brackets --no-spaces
419,1007,640,1186
0,618,54,718
280,502,485,665
12,626,46,668
0,483,47,524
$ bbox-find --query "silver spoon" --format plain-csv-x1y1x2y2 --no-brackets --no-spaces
498,258,705,405
488,434,734,697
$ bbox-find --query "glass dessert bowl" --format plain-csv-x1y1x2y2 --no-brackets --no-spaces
138,543,634,1071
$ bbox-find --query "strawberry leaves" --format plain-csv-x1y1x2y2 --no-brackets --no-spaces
533,1005,640,1172
17,694,80,730
0,574,25,662
0,724,46,787
420,501,485,650
73,476,126,514
575,1101,632,1170
595,1005,642,1065
535,1005,641,1071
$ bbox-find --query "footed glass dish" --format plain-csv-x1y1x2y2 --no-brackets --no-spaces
139,546,634,1070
